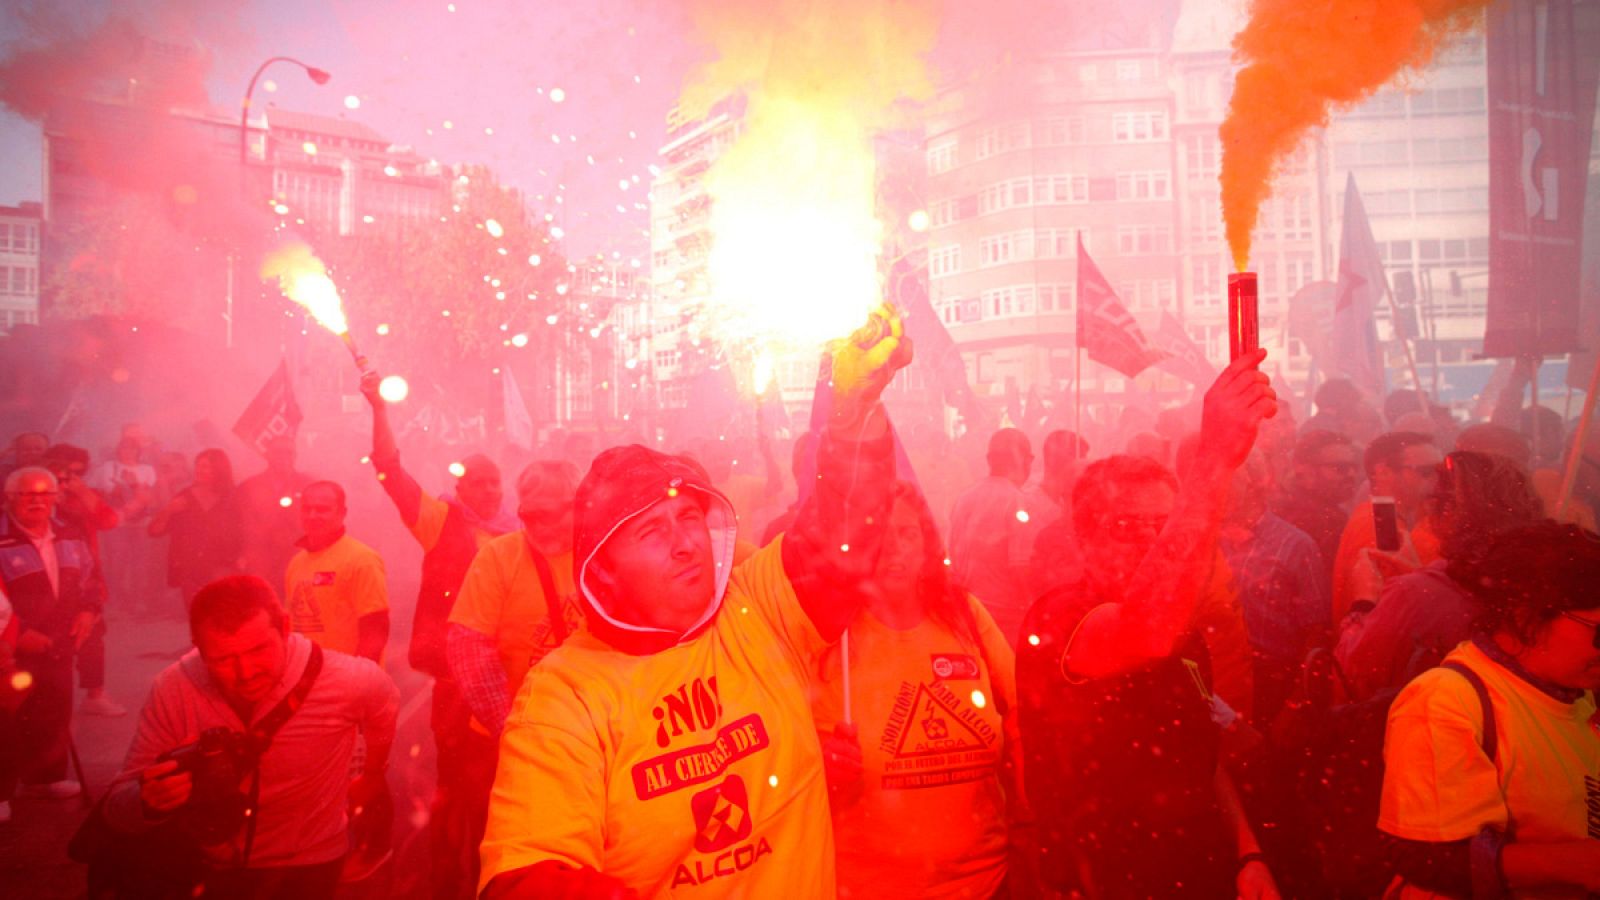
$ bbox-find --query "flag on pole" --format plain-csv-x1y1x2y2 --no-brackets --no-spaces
1076,236,1166,378
232,360,303,457
1331,173,1386,398
1152,311,1218,386
502,367,534,450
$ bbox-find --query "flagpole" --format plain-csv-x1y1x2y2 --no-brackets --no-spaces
1074,346,1082,450
1381,277,1430,415
1555,349,1600,520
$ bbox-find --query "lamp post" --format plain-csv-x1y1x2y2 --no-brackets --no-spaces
239,56,330,170
233,57,329,348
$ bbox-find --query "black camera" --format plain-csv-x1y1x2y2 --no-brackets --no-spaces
158,727,262,843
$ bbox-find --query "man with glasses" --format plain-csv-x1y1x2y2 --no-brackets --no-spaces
1331,431,1441,624
1274,430,1359,593
1017,353,1281,899
0,467,105,816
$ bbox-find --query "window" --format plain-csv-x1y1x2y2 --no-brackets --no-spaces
1037,117,1085,146
1034,229,1075,258
1116,60,1142,83
1183,133,1219,178
1039,283,1075,313
1112,111,1168,143
974,123,1030,160
1279,192,1313,240
978,178,1034,214
1116,225,1172,255
982,285,1036,318
1116,279,1176,311
1188,192,1222,243
1192,256,1224,305
926,140,956,174
928,199,959,227
929,245,962,278
1116,171,1171,201
1033,174,1089,205
981,233,1031,266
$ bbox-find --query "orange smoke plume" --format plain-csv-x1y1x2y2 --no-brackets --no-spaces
1219,0,1489,270
678,0,938,348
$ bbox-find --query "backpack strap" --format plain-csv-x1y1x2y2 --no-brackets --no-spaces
1439,660,1497,763
524,534,569,644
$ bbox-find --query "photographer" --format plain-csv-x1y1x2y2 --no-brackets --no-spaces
101,575,398,899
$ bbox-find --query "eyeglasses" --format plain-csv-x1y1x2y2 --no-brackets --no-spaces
1105,514,1169,542
8,491,58,500
1558,610,1600,649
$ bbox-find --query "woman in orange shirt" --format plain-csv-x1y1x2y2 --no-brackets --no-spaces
812,482,1023,899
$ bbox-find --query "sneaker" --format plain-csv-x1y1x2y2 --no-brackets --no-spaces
80,693,127,717
16,780,81,800
0,800,11,823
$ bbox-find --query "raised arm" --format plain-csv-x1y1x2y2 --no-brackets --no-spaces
360,369,423,528
781,306,912,641
1066,349,1276,678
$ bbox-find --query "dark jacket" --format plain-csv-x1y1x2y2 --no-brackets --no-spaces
372,450,499,680
0,514,103,656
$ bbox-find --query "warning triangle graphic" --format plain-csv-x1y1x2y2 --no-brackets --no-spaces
891,684,988,759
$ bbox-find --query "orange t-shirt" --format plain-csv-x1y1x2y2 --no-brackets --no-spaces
810,598,1015,900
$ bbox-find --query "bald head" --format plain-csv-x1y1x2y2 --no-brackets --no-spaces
986,429,1032,486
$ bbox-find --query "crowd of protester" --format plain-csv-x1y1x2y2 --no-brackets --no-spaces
0,318,1597,900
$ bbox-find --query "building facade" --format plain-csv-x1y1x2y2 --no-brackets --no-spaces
0,203,43,333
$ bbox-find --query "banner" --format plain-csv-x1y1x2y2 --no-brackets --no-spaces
1331,173,1386,399
232,360,302,457
502,367,534,450
1076,236,1166,378
1152,311,1218,386
1484,0,1600,358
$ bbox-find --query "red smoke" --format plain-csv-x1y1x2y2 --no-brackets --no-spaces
1219,0,1489,269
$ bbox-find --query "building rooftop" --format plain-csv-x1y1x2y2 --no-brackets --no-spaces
263,108,390,146
1170,0,1247,56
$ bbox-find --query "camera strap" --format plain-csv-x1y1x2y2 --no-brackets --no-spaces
239,642,324,867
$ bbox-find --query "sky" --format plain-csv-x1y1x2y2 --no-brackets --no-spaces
0,0,708,254
0,0,1187,254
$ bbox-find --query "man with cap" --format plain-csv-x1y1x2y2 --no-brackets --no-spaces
478,309,911,898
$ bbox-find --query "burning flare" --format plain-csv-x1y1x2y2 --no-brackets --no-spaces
679,0,937,348
261,241,348,334
1219,0,1489,269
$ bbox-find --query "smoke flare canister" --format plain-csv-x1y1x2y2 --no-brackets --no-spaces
1228,272,1259,361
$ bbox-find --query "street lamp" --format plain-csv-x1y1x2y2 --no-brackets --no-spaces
232,57,328,349
239,56,331,169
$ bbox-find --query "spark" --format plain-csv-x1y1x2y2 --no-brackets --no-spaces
279,496,294,508
550,87,566,103
448,462,466,478
485,218,504,238
378,375,410,403
511,333,529,348
302,141,317,155
376,323,390,336
971,690,987,709
1027,634,1041,646
344,95,360,110
908,209,930,232
1016,510,1030,524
